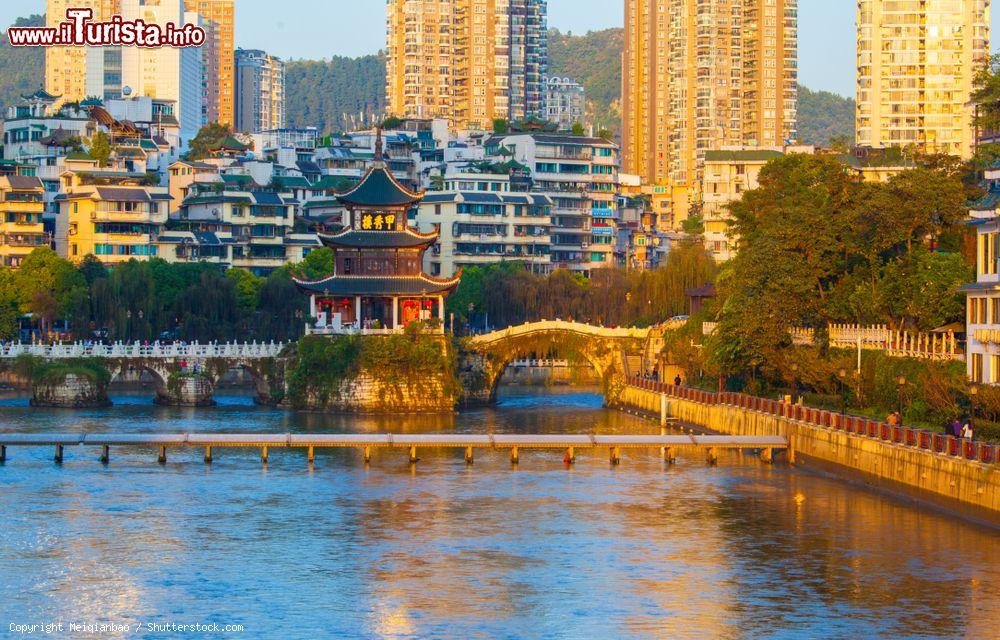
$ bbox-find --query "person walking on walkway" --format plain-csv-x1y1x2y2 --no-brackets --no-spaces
674,375,682,387
961,421,974,440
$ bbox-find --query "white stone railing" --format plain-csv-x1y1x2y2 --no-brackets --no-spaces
703,322,960,360
468,320,650,346
0,342,287,359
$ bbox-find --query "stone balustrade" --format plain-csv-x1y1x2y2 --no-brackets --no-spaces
0,341,287,359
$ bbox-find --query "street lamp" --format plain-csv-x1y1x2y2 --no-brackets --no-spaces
838,368,848,416
969,384,979,428
896,373,907,423
790,362,799,403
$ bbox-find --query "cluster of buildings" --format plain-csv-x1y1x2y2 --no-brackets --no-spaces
44,0,285,142
0,0,991,282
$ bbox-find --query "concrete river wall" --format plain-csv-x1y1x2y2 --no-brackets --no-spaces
619,380,1000,526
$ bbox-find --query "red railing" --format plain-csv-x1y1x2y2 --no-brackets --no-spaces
629,376,992,462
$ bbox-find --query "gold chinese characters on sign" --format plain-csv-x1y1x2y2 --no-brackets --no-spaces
361,214,397,231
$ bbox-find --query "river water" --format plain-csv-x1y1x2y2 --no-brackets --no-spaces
0,387,997,639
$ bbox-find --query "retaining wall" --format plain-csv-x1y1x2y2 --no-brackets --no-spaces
620,380,1000,525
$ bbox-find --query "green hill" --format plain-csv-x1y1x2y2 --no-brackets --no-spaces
796,86,855,146
284,54,386,134
0,15,45,112
547,28,622,132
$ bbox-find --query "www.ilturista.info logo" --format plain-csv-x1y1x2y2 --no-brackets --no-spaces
7,8,205,48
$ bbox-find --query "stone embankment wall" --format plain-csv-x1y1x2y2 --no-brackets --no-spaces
292,372,456,413
619,382,1000,525
31,373,111,408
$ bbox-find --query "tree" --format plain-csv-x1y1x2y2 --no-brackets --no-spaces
571,121,585,136
185,123,231,160
972,53,1000,134
381,115,403,129
492,118,510,134
879,168,967,257
226,269,263,312
86,131,112,168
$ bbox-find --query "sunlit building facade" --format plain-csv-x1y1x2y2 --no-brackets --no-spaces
45,0,120,103
385,0,547,130
185,0,236,126
622,0,797,189
856,0,990,158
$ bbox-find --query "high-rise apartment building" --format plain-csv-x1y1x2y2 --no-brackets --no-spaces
545,76,586,128
45,0,120,102
234,49,286,133
857,0,990,158
622,0,797,188
185,0,235,126
385,0,548,130
117,0,204,145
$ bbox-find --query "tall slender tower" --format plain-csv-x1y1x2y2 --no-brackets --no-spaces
622,0,797,187
857,0,990,158
185,0,235,126
386,0,547,130
45,0,120,102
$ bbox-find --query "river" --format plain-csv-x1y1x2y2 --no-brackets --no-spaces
0,387,998,639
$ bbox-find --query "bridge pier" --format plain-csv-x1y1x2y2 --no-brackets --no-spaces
0,444,6,463
158,446,167,464
364,446,372,464
706,447,718,465
565,447,575,465
760,448,773,464
510,446,519,465
54,444,63,464
100,445,109,464
610,447,621,465
261,446,269,465
204,446,213,464
409,446,418,464
664,446,676,464
465,446,473,465
155,372,217,407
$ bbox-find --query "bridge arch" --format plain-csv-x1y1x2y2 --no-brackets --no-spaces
462,321,651,405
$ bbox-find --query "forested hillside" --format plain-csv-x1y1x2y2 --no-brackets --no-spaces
796,86,855,146
284,54,386,134
0,15,45,112
547,28,623,132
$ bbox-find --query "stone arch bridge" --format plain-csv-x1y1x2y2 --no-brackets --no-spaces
459,320,679,405
1,342,287,407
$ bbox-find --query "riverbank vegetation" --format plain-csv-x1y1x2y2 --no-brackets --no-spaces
448,241,717,330
0,248,339,344
283,323,457,410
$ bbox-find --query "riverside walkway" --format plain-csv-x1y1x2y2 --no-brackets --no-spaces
0,432,788,466
0,341,286,359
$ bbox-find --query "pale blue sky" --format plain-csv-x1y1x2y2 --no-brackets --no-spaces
3,1,997,98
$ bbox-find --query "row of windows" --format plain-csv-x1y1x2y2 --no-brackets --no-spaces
93,244,158,257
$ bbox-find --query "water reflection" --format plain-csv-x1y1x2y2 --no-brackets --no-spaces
0,387,997,639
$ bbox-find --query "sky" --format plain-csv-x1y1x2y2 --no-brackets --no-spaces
2,0,997,98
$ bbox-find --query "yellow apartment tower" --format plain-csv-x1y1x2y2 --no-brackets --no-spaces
857,0,990,158
185,0,235,126
44,0,120,102
622,0,798,188
385,0,548,130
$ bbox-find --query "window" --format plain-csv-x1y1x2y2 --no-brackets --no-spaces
972,353,984,383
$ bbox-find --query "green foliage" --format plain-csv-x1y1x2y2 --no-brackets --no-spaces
548,28,623,133
284,55,386,134
796,86,855,146
226,268,263,312
447,243,717,329
696,153,971,383
0,15,44,113
492,118,509,134
185,123,232,160
381,115,403,129
31,358,111,387
972,53,1000,134
570,121,585,136
295,247,335,280
86,131,112,168
284,329,456,409
681,212,704,235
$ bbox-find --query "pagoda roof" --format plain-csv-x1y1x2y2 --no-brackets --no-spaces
336,164,423,207
318,227,438,250
293,272,461,297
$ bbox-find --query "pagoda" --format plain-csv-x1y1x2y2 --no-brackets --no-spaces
294,130,461,334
